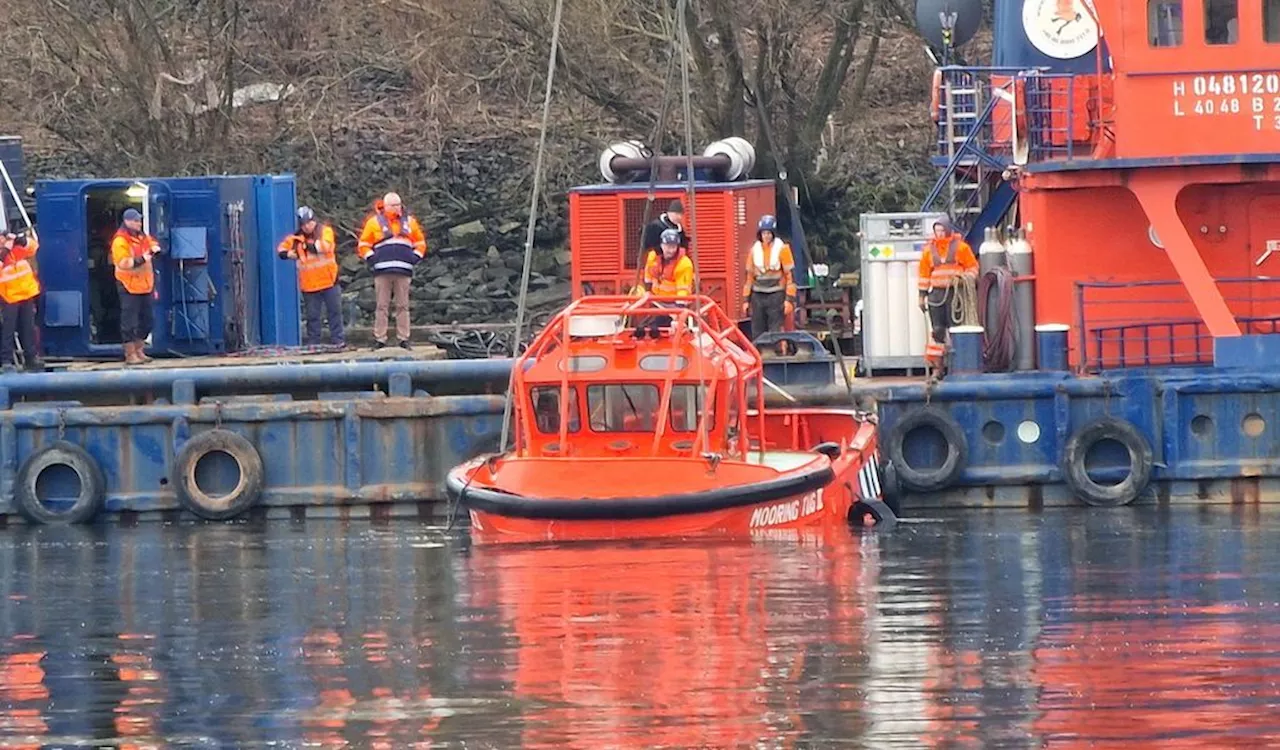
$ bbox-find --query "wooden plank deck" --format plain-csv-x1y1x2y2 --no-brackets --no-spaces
47,344,447,372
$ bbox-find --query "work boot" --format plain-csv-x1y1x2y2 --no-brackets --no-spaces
398,340,412,351
123,341,138,366
135,341,151,363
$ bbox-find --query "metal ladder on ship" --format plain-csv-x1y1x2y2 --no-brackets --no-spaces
942,71,987,227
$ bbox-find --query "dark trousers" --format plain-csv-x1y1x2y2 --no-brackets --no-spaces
303,284,345,346
119,283,154,342
750,290,786,338
926,287,955,347
1,299,38,368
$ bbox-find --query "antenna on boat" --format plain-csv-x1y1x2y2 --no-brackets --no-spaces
498,0,565,456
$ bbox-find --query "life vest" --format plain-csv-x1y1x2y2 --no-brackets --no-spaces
925,236,968,290
0,238,39,305
111,229,158,295
749,238,790,293
646,249,693,296
289,225,339,293
364,212,422,276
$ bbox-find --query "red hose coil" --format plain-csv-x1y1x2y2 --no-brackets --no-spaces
978,266,1018,372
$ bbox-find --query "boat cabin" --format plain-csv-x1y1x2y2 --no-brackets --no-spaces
510,294,766,460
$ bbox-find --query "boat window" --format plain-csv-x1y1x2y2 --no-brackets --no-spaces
1148,0,1184,46
669,384,713,432
638,354,688,372
1267,0,1280,42
1204,0,1238,44
530,386,580,434
559,355,608,373
587,384,659,432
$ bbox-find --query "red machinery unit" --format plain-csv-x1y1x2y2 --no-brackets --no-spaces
568,138,777,317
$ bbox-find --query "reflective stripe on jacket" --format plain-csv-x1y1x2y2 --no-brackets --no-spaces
644,249,694,296
111,229,159,295
0,237,39,304
280,225,339,293
358,212,427,277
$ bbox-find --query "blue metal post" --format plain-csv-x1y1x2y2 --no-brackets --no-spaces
949,325,985,374
1035,323,1070,371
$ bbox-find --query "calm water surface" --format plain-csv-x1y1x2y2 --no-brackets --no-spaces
1,507,1279,748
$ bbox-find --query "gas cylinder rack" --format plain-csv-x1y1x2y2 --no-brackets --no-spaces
858,212,946,375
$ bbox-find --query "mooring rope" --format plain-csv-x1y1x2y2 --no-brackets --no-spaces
497,0,564,455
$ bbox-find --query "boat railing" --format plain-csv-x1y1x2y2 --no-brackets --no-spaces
1074,279,1280,371
932,65,1099,168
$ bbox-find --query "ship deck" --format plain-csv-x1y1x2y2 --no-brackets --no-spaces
43,344,447,373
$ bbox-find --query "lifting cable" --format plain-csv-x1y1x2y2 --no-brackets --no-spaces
673,0,713,458
498,0,565,454
630,46,679,294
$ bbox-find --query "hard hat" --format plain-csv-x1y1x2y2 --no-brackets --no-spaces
297,206,315,225
660,228,682,246
757,214,777,232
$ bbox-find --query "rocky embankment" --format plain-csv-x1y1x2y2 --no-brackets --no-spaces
335,218,572,329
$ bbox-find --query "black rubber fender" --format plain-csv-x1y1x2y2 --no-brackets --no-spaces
883,406,968,492
172,429,265,521
1062,416,1153,507
14,441,106,525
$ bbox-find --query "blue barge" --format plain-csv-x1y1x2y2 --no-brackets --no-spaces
0,358,511,524
0,142,514,524
868,2,1280,509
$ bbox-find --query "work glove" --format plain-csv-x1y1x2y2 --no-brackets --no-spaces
12,233,26,248
918,295,927,313
305,241,317,254
277,248,291,260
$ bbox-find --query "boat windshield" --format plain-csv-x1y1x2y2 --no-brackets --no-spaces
585,383,708,433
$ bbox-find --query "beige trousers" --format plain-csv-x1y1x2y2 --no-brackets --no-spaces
373,274,411,343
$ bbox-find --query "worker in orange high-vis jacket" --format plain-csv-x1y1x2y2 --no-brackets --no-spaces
741,214,796,337
635,227,694,338
357,192,426,350
917,215,978,378
278,206,345,348
110,208,162,365
0,230,43,373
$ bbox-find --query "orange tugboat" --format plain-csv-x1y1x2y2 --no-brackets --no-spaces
445,293,891,543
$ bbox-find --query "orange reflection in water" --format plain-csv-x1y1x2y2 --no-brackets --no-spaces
0,649,48,747
1033,599,1280,748
465,529,876,749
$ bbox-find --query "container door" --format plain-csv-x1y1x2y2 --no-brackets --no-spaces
139,182,171,349
1250,196,1280,326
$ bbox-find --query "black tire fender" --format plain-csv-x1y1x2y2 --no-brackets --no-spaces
14,441,106,525
1062,416,1153,508
172,429,265,520
884,406,968,492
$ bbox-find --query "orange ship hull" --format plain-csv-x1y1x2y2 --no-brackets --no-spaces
448,409,886,544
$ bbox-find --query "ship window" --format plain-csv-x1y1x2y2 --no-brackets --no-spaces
669,384,712,432
638,354,688,371
1205,0,1239,44
1266,0,1280,42
558,355,608,373
530,386,580,434
587,384,660,432
1148,0,1184,46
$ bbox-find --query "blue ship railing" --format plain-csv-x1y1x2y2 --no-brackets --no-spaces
1075,279,1280,372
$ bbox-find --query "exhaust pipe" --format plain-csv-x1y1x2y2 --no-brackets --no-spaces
597,137,757,184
